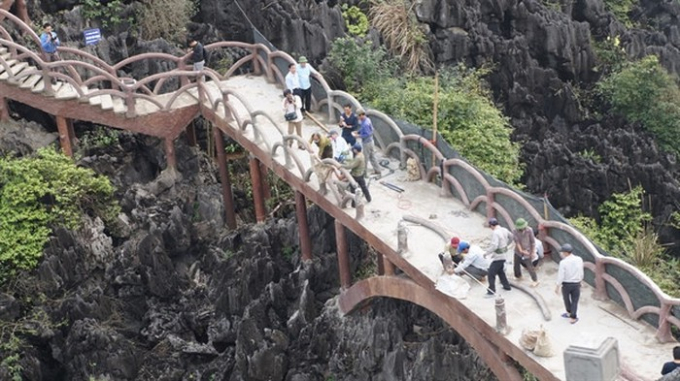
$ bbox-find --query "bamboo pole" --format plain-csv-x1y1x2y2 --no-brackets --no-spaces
431,71,439,176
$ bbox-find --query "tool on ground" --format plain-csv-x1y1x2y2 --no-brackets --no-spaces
380,181,404,193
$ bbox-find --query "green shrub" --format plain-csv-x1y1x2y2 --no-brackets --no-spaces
325,37,397,94
80,0,132,31
598,55,680,155
603,0,637,28
341,4,369,37
361,65,524,185
0,149,120,278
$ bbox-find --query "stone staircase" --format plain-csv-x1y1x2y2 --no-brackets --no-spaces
0,46,127,115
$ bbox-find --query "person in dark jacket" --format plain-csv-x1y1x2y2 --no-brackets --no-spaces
662,346,680,375
187,39,205,72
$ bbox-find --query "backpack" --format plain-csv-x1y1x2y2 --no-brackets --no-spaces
202,47,211,67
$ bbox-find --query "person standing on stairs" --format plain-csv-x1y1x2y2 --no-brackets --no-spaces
40,23,61,84
555,243,584,325
513,218,539,287
187,39,205,72
483,218,514,297
342,143,371,203
282,89,304,149
296,56,317,114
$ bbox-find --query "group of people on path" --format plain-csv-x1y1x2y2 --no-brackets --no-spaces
285,57,317,114
440,217,583,324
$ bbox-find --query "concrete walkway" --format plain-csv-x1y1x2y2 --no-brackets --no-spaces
216,75,673,381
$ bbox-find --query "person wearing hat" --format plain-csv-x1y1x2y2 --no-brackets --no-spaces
454,241,490,281
296,56,318,113
439,237,463,272
353,109,382,178
483,218,514,296
329,129,350,163
513,217,539,287
342,143,371,203
555,243,584,324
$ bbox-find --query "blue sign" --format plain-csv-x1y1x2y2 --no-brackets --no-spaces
83,28,101,45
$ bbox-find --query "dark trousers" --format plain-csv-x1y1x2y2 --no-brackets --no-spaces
351,175,371,202
513,252,537,281
487,260,510,293
561,282,581,319
300,87,312,112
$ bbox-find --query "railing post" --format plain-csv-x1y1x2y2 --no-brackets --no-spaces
655,302,673,343
486,189,496,221
122,78,136,118
335,220,352,289
0,96,9,121
55,116,73,157
42,65,54,95
164,137,177,170
495,296,509,335
593,259,607,301
295,191,312,262
249,156,266,223
16,0,30,25
213,127,238,229
251,47,260,75
397,221,408,254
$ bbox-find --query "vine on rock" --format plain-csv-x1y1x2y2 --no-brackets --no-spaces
0,149,120,280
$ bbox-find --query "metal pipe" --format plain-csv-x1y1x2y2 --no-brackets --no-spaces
213,127,238,229
335,220,351,289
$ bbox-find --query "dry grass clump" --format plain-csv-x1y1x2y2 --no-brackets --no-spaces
136,0,196,42
369,0,433,74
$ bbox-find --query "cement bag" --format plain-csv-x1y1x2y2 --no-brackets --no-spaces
533,327,554,357
435,273,470,299
519,329,539,351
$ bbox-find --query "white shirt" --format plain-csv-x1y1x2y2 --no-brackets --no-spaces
285,71,300,91
535,240,544,260
282,95,303,122
331,135,350,158
484,226,514,261
455,245,490,274
557,253,584,284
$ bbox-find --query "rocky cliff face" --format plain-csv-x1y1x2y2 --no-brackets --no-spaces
200,0,680,249
0,122,495,380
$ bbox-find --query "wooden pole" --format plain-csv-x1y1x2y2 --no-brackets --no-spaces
213,127,238,229
431,71,439,173
335,220,352,289
295,191,312,262
56,116,73,157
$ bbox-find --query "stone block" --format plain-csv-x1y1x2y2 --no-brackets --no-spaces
564,337,620,381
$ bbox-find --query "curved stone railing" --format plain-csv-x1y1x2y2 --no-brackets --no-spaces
3,7,678,343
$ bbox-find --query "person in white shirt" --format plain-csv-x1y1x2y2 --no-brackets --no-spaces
282,89,303,149
555,243,584,324
285,63,300,95
483,218,514,296
329,129,350,163
454,241,490,281
296,56,318,113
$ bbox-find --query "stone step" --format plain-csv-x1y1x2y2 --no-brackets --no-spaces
54,82,81,100
112,97,126,114
100,94,113,111
33,80,63,94
0,47,7,55
19,73,42,89
0,61,28,80
0,59,18,74
0,52,10,60
78,86,91,103
88,94,103,106
9,65,36,85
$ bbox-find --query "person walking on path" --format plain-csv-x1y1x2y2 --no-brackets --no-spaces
339,104,358,146
187,39,205,72
282,89,304,149
513,218,539,287
454,242,490,281
342,143,371,203
555,243,584,324
296,56,317,113
662,346,680,375
40,23,61,84
483,218,514,296
285,63,301,96
353,109,382,178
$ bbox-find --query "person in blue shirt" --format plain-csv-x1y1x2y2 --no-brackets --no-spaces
40,23,61,85
339,103,358,146
353,109,382,178
40,23,60,61
661,346,680,375
296,56,317,113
